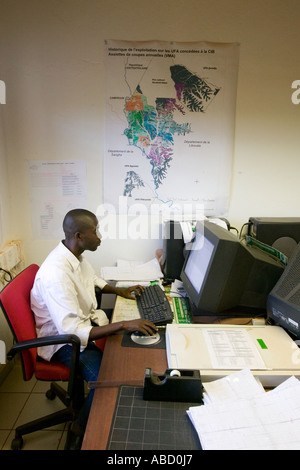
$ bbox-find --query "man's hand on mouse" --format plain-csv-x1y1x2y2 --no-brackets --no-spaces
122,318,158,336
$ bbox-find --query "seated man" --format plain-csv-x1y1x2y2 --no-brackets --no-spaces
30,208,157,449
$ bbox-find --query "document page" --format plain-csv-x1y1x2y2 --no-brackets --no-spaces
203,328,267,370
188,371,300,450
203,368,265,404
112,296,140,323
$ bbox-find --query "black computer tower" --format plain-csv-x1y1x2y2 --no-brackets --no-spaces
267,242,300,338
248,217,300,257
161,221,186,281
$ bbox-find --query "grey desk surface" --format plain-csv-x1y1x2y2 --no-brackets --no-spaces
106,385,201,451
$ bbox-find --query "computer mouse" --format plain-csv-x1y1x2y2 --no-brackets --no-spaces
132,330,146,337
131,331,160,345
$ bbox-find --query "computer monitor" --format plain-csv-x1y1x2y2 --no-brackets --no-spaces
180,221,285,317
267,242,300,339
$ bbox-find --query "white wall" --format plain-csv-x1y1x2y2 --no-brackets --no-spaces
0,0,300,273
0,110,10,248
0,100,14,367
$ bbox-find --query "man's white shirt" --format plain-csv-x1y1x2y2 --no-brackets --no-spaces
31,242,108,361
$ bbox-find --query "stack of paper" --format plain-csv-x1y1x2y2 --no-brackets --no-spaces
202,368,265,405
100,258,163,281
187,369,300,450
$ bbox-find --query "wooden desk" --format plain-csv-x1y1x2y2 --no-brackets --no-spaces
81,332,167,450
81,292,253,450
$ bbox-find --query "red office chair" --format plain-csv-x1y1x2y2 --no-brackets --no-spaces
0,264,85,450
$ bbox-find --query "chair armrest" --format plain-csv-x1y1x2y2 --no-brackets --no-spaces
7,334,81,397
7,334,81,360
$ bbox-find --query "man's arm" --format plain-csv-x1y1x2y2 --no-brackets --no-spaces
92,283,156,338
88,318,157,341
101,283,145,299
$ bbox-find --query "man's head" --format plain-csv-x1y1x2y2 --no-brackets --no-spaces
62,209,101,256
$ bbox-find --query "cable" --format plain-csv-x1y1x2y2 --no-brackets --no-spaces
239,222,251,240
229,225,239,236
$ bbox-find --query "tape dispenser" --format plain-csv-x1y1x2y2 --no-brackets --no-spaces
143,368,203,403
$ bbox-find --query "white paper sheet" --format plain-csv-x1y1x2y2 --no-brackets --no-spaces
101,257,163,281
188,370,300,450
203,328,267,370
203,368,265,404
28,160,87,238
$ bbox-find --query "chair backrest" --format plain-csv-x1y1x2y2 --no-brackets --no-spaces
0,264,39,380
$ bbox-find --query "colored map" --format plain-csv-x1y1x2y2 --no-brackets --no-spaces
123,65,220,194
104,40,239,217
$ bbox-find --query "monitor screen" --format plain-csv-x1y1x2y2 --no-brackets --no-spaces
184,231,214,294
181,221,285,317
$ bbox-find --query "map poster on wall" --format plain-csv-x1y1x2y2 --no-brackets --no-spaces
28,160,87,239
103,40,239,218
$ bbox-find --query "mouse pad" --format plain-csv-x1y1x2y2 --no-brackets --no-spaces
106,385,202,450
121,329,166,349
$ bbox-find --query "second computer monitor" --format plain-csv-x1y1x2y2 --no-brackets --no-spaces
180,221,285,316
